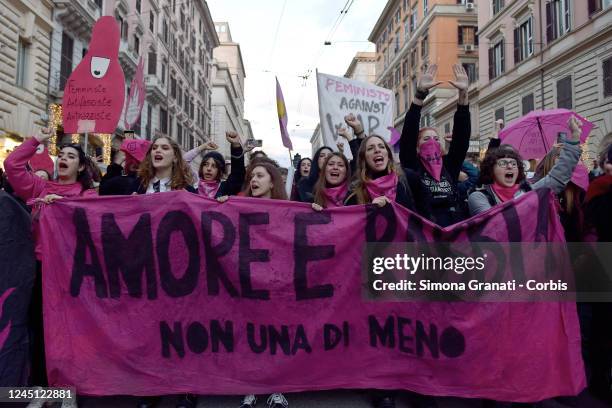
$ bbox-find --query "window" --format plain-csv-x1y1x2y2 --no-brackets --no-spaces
522,93,534,114
149,12,155,33
421,34,429,58
60,33,73,90
16,39,28,87
395,93,400,116
411,49,417,68
136,0,141,13
403,0,408,11
556,76,572,109
396,8,401,24
394,36,400,55
170,76,176,99
458,26,476,45
163,19,169,43
177,84,182,106
423,0,428,16
403,85,409,112
488,39,505,79
404,20,410,40
604,56,612,97
514,17,533,63
94,0,103,8
462,63,477,83
492,0,504,15
133,35,140,55
410,8,417,32
184,92,189,113
190,99,194,119
546,0,571,43
160,108,168,133
146,105,152,140
395,69,400,86
161,61,167,84
180,11,185,30
495,107,505,123
444,123,451,135
177,123,183,145
402,59,408,77
147,52,156,75
589,0,612,15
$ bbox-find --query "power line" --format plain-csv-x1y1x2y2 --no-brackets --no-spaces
267,0,288,70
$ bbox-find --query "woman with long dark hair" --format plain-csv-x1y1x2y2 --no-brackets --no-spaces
4,127,97,393
195,131,245,199
290,157,312,201
468,117,583,216
297,146,332,202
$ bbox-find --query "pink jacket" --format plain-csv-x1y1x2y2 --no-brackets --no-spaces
4,137,97,258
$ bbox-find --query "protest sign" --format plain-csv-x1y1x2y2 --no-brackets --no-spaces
123,58,146,130
316,72,394,159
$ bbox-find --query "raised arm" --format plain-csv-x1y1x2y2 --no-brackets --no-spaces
445,64,471,180
399,64,442,170
4,129,50,201
531,117,583,194
183,141,218,163
221,131,246,196
341,114,365,174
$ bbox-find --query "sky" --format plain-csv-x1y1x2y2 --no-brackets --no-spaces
207,0,387,168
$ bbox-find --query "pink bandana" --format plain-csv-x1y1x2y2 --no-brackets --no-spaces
492,182,521,203
418,139,443,182
322,183,348,208
366,172,398,202
198,180,221,198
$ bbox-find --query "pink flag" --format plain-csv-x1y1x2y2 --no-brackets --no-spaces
388,126,401,146
276,77,293,150
124,57,146,130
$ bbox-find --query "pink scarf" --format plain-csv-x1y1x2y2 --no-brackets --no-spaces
198,180,221,198
366,172,398,202
492,182,520,203
322,183,348,208
418,139,443,182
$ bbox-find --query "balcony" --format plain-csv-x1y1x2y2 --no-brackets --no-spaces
145,75,167,105
54,0,102,41
119,40,139,78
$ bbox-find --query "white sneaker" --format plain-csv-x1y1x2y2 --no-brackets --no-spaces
266,393,288,408
239,394,257,408
60,393,77,408
26,387,45,408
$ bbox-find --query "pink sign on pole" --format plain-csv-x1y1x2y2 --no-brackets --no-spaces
39,191,585,402
62,16,125,134
123,57,146,131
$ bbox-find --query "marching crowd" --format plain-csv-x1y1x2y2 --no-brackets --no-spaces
1,63,611,408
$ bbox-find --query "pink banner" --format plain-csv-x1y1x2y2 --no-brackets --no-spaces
39,190,585,402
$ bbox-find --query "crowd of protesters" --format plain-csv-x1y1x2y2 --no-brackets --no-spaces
1,63,611,408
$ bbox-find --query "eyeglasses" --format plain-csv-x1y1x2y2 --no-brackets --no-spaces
496,159,518,168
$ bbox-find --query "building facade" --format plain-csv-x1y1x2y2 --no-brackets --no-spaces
477,0,612,159
368,0,478,137
46,0,218,154
344,51,377,83
211,22,253,160
0,0,54,166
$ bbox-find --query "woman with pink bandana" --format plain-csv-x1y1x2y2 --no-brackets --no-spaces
99,138,151,195
399,64,471,227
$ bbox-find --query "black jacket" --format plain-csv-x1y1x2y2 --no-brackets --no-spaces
99,163,138,196
205,145,245,198
399,103,471,227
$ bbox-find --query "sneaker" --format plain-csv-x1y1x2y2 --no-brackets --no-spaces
239,394,257,408
266,393,288,408
176,394,197,408
26,387,46,408
60,395,78,408
137,396,160,408
375,396,395,408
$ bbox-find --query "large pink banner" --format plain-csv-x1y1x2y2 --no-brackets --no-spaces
39,190,585,402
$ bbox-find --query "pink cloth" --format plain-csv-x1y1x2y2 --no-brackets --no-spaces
198,180,221,198
29,144,55,177
492,182,521,203
39,191,585,401
418,139,443,182
321,183,348,208
570,163,589,192
4,137,96,258
365,172,398,202
120,139,151,163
